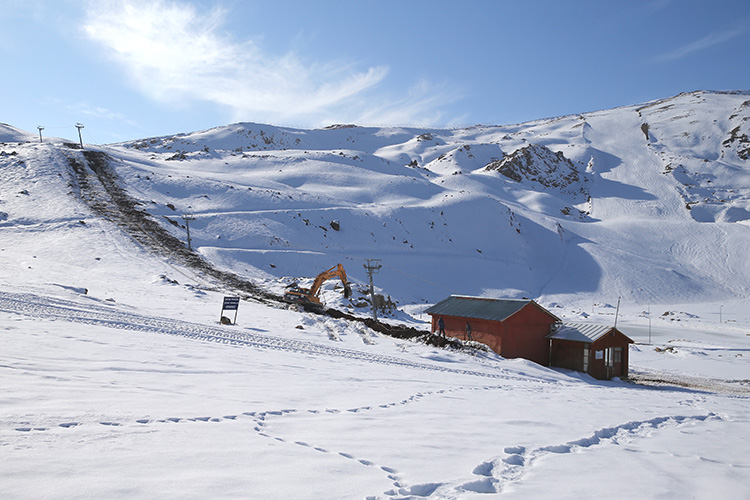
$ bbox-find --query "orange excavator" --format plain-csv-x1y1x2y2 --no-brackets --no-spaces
284,263,353,308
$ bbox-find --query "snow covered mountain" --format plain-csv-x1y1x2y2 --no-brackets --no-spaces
3,90,750,315
2,90,750,499
107,90,750,311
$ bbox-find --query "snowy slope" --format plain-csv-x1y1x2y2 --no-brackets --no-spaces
1,123,39,143
98,90,750,314
2,91,750,499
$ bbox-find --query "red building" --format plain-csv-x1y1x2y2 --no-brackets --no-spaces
548,323,634,379
425,295,560,365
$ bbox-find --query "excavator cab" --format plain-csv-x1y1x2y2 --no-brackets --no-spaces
284,263,352,308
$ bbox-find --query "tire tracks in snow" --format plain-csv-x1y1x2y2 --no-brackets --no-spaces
0,290,544,383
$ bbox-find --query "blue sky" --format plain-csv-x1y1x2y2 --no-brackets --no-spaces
2,0,748,144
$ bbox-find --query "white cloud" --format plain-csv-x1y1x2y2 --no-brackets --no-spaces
40,97,138,126
653,27,745,63
81,0,454,127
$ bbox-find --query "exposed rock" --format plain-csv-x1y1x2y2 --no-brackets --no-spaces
723,125,750,160
484,144,585,195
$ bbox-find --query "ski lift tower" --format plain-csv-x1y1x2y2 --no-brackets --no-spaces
75,123,85,149
363,259,382,321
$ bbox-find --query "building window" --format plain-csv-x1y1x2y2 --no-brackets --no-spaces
614,347,622,363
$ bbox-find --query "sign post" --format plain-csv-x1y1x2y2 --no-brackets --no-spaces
220,296,240,325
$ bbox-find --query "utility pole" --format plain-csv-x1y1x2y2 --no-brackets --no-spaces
182,214,196,251
75,123,85,149
37,125,44,143
648,304,652,344
363,259,382,321
613,296,621,329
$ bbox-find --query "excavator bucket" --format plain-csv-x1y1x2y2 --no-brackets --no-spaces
344,283,352,299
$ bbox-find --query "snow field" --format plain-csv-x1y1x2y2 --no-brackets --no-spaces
3,91,750,499
3,300,747,499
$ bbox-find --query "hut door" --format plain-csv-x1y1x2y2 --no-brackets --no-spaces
613,347,623,377
604,347,615,378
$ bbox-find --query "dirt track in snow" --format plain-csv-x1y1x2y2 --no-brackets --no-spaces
628,370,750,397
65,148,437,343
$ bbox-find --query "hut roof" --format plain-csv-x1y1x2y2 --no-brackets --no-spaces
425,295,558,323
547,322,633,343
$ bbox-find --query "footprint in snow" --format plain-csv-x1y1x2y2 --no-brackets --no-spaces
502,453,526,465
395,482,443,497
458,477,498,494
472,461,495,477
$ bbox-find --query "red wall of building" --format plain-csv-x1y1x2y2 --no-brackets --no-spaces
499,304,556,365
550,339,585,371
431,303,557,365
432,315,501,351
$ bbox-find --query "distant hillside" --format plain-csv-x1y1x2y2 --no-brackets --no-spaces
1,123,39,143
4,91,750,313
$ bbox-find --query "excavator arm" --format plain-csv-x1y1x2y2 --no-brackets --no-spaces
284,263,352,307
308,264,352,300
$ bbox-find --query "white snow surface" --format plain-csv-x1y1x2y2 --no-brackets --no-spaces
2,91,750,499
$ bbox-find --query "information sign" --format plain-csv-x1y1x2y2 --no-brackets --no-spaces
220,296,240,325
223,296,240,310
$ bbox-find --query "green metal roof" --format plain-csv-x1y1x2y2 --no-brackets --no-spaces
547,322,634,343
425,295,553,322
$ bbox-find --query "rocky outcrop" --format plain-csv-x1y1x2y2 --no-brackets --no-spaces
484,144,585,195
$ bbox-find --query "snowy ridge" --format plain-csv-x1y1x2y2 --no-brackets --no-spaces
1,123,39,143
94,89,750,310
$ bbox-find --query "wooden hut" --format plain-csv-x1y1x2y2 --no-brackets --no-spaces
547,323,633,379
425,295,560,365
